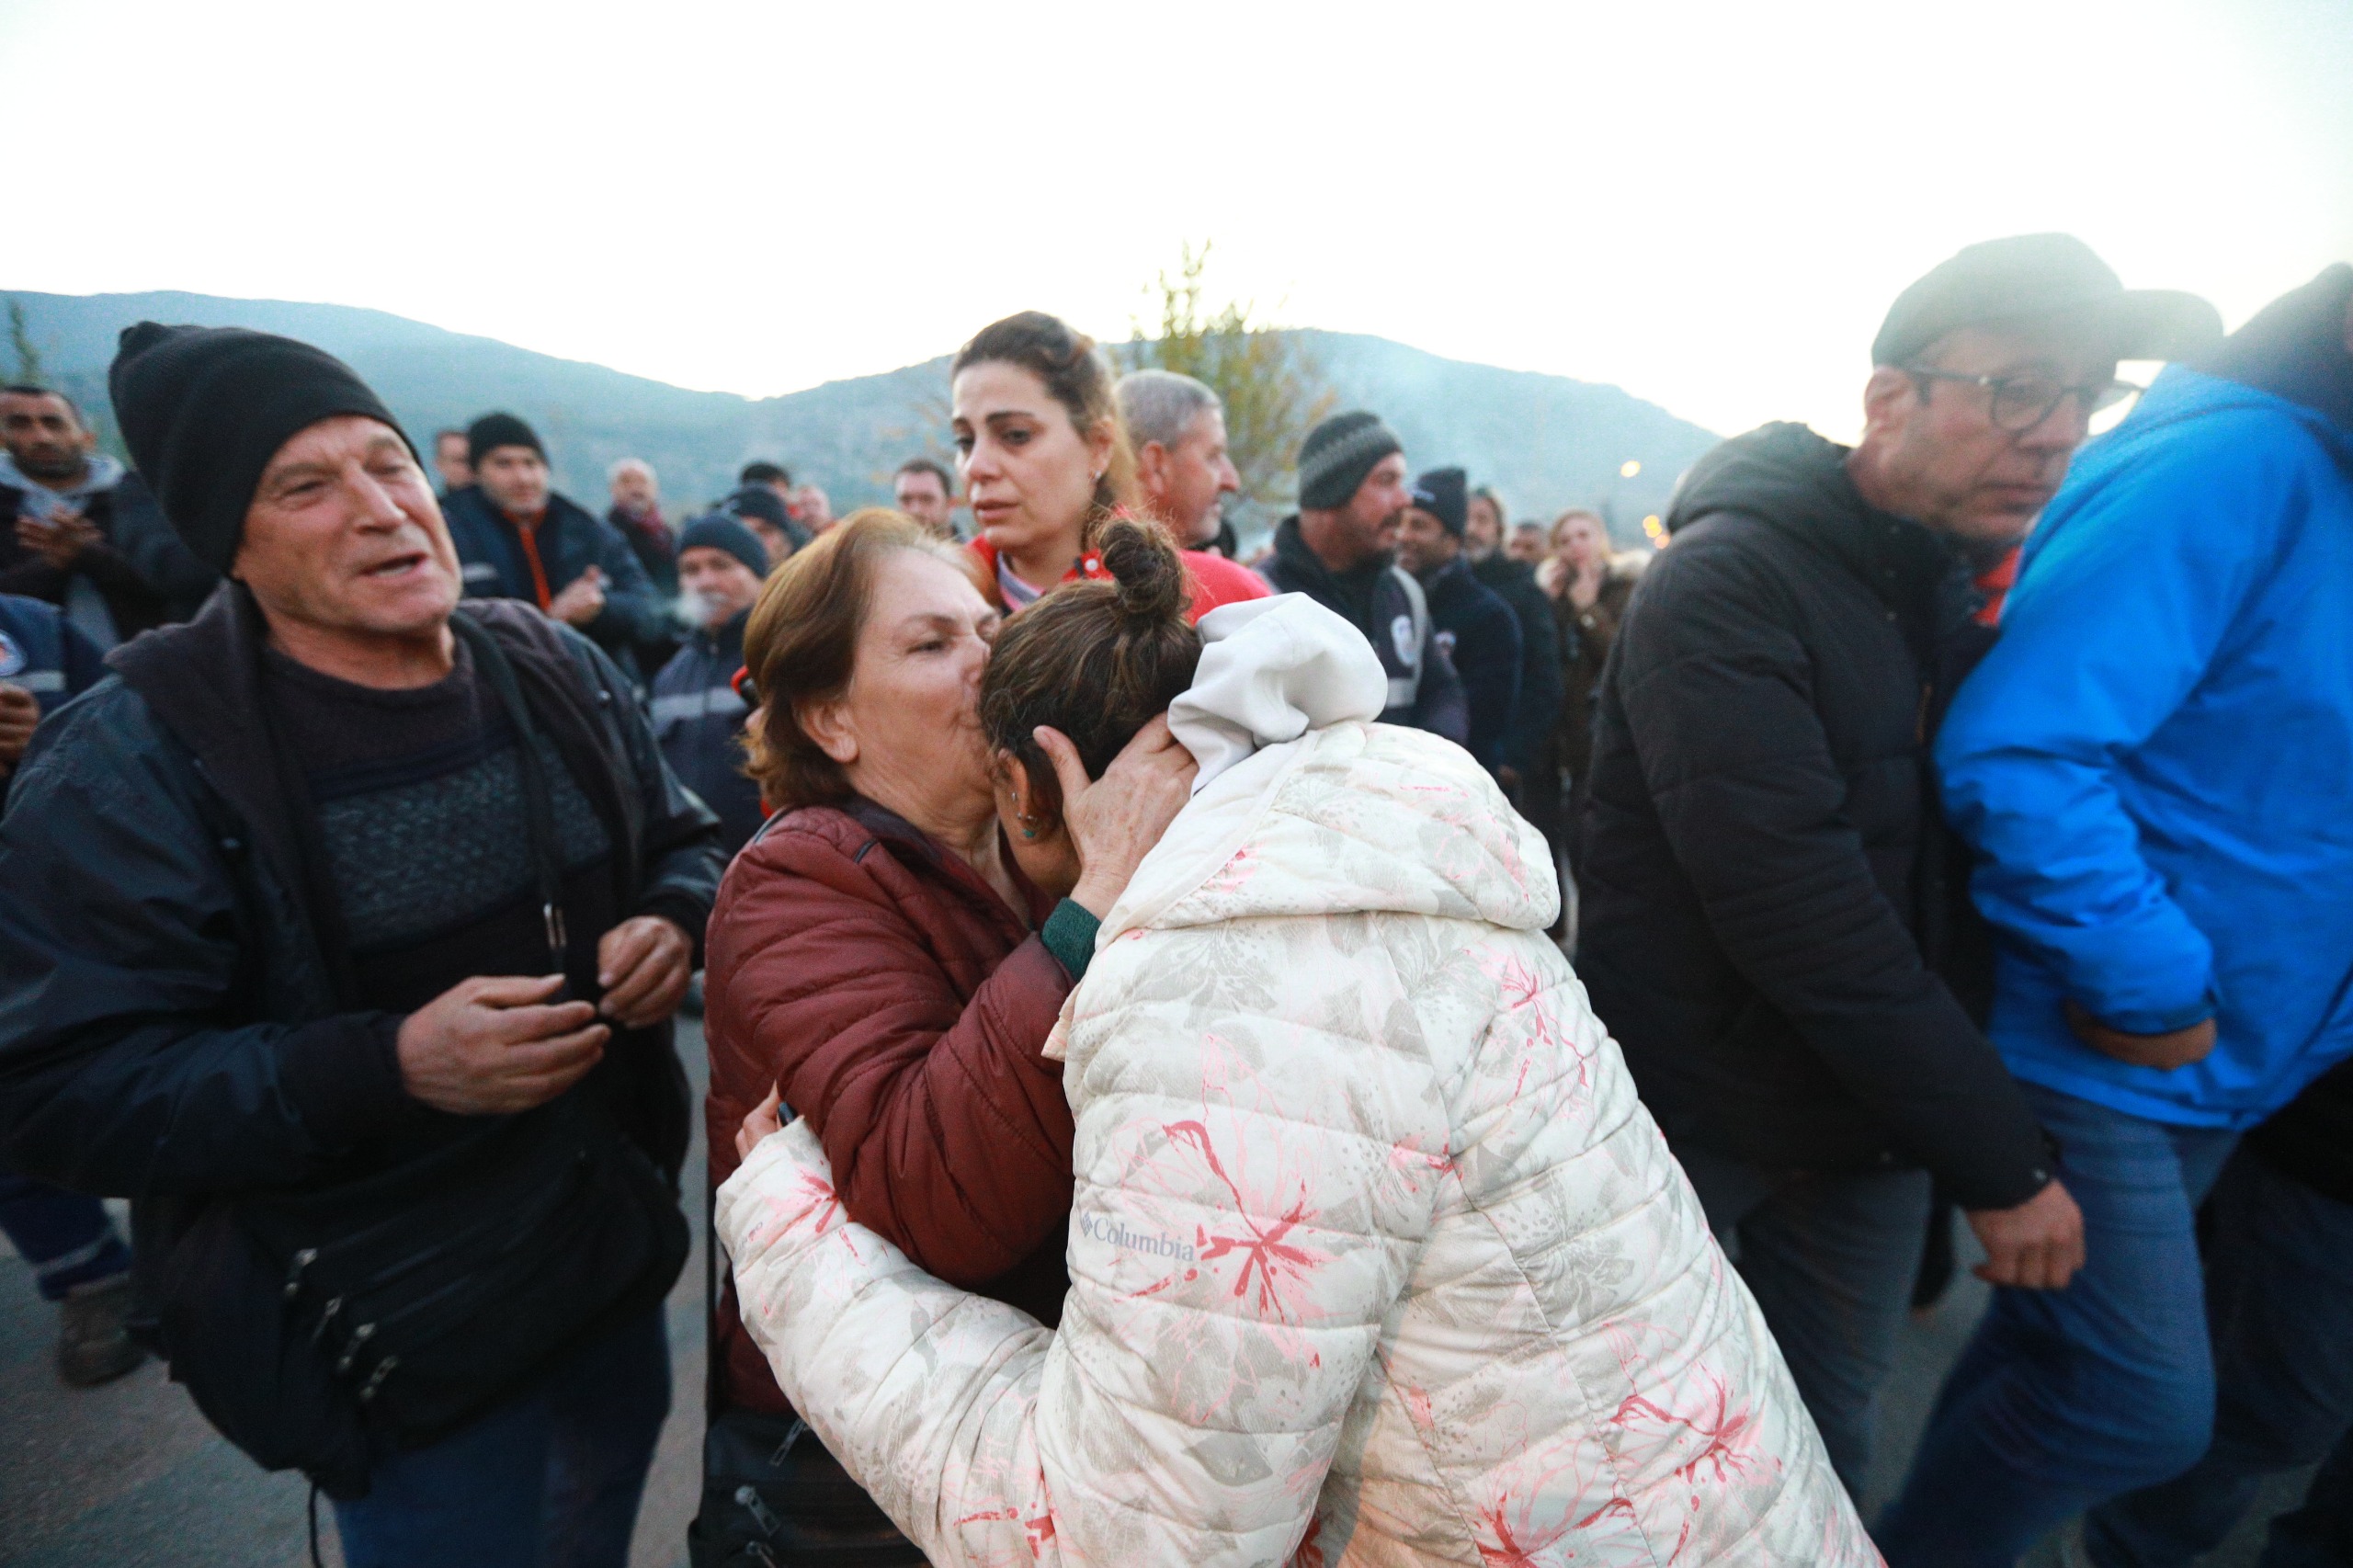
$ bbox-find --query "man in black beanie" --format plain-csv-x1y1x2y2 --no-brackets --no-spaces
442,410,668,682
0,323,722,1562
723,482,807,568
1261,409,1467,744
651,514,770,853
1394,465,1523,778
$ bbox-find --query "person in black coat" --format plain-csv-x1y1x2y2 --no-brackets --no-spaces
1574,235,2215,1497
0,325,723,1557
1397,467,1521,776
442,413,669,683
1260,412,1468,744
1464,485,1563,802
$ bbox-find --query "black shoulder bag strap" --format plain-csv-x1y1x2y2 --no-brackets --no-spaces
450,614,570,978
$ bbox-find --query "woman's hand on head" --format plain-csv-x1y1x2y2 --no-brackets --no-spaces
1040,715,1197,919
736,1085,784,1162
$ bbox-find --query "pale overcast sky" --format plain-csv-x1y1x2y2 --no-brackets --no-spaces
6,0,2347,440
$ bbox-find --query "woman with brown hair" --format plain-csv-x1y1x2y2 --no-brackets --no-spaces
954,310,1268,619
690,507,1192,1562
1536,506,1643,904
719,517,1870,1568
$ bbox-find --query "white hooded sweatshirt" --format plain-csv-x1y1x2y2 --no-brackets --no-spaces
718,595,1877,1567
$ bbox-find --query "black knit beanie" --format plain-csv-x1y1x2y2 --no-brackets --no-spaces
466,411,545,468
1411,467,1469,538
108,322,411,572
1298,410,1403,512
676,514,771,578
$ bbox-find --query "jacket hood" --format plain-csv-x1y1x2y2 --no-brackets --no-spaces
2193,263,2353,438
1113,593,1556,940
1167,594,1387,791
2111,358,2353,474
1666,421,1862,543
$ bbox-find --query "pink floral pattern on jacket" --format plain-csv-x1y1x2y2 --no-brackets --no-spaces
719,721,1880,1566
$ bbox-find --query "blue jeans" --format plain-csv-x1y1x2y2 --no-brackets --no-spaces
2084,1146,2353,1567
1876,1082,2241,1567
0,1167,131,1300
1673,1142,1933,1498
334,1308,672,1568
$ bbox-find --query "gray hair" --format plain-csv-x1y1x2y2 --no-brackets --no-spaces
608,456,655,485
1115,369,1222,452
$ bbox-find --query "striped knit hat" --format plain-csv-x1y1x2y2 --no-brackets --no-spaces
1296,410,1403,512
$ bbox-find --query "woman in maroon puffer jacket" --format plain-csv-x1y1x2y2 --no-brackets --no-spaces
696,509,1189,1559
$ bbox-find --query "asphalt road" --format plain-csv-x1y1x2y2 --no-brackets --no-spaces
0,1019,2306,1565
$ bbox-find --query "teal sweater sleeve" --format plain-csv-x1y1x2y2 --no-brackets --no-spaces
1040,899,1101,983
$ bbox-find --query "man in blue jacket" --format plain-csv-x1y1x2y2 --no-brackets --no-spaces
1880,266,2353,1564
442,413,667,683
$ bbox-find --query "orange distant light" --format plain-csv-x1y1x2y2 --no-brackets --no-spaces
1620,460,1643,479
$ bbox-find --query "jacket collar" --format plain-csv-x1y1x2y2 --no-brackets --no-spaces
838,795,1056,929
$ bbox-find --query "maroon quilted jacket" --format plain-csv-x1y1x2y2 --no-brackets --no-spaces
703,797,1075,1415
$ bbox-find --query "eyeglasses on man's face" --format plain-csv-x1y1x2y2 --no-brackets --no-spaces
1905,367,2142,433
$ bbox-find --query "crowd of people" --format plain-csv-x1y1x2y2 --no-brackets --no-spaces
0,230,2345,1568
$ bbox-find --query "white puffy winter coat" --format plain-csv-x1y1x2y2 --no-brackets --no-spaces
719,597,1877,1567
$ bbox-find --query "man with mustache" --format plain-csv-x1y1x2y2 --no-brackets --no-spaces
1576,234,2220,1503
1262,409,1468,743
0,324,723,1566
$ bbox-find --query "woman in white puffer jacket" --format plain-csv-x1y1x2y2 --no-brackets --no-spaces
719,520,1877,1567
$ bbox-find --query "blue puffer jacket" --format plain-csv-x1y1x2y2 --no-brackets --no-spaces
1937,365,2353,1128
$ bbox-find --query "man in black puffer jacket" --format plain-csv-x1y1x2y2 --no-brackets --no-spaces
1578,233,2215,1498
0,325,722,1562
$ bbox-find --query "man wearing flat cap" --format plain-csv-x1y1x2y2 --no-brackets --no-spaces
0,324,724,1563
1575,234,2221,1503
1880,266,2353,1564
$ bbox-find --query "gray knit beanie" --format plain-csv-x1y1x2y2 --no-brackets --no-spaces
1297,411,1403,512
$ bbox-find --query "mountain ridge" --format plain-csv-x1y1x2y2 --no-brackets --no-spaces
6,289,1717,543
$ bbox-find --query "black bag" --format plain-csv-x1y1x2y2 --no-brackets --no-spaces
150,617,689,1498
687,1408,926,1567
161,1094,687,1497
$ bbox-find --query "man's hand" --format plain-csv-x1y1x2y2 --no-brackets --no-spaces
1966,1177,2086,1290
0,682,39,774
548,566,607,628
2065,1000,2217,1073
395,973,608,1116
736,1085,783,1163
1039,715,1198,919
16,510,100,570
597,915,693,1028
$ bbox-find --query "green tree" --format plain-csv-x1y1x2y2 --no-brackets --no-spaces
6,297,45,383
1124,242,1334,528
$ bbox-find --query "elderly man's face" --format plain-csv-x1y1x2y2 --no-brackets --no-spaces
0,391,92,481
236,416,460,642
477,445,551,518
1139,407,1242,547
678,545,764,628
609,462,658,517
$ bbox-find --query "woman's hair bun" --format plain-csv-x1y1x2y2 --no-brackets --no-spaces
1097,515,1188,626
